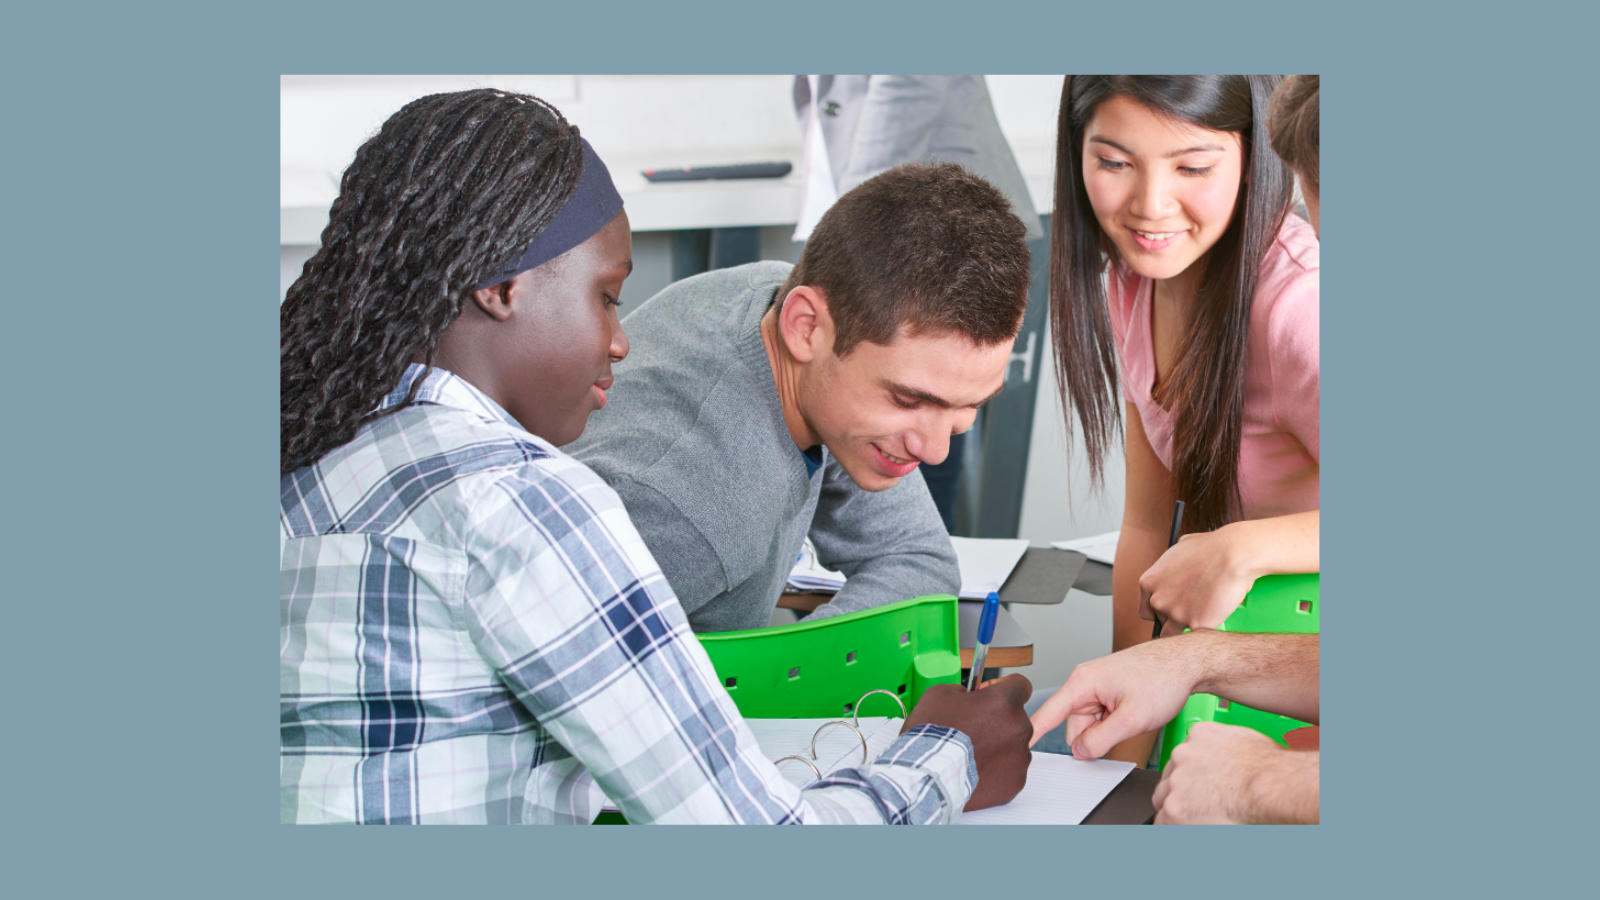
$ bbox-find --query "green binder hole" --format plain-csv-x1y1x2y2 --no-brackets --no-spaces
846,651,857,664
899,632,910,646
843,702,854,715
1298,600,1313,613
897,683,907,695
788,666,800,680
1217,698,1230,710
724,676,737,689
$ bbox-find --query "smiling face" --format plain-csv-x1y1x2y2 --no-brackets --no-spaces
489,209,633,445
1082,95,1245,286
799,326,1011,492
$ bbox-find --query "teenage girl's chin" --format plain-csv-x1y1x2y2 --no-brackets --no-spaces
1118,242,1197,282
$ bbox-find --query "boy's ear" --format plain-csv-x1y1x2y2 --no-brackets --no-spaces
777,286,835,363
469,280,515,322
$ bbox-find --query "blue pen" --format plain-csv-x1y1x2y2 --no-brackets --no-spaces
967,591,1000,691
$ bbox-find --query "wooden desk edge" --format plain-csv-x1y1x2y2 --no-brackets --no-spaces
961,645,1032,667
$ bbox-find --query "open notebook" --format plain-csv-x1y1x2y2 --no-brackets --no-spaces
754,720,1135,824
603,717,1134,823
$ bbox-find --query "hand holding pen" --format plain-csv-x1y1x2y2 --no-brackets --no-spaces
968,591,1000,690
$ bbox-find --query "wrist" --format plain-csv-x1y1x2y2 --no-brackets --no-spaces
1172,630,1223,696
1242,747,1319,824
1217,521,1271,582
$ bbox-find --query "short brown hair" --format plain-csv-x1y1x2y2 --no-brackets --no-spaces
780,162,1032,356
1268,75,1319,196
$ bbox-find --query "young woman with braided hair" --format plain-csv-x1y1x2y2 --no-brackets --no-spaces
279,88,1032,825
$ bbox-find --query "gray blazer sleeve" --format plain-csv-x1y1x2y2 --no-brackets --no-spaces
801,75,1043,240
803,463,960,621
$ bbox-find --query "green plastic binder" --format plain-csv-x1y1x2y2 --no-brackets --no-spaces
697,594,963,719
1156,573,1320,771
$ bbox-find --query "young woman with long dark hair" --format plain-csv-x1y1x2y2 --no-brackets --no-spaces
1037,76,1319,765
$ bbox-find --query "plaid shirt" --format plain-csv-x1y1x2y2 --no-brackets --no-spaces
281,365,976,824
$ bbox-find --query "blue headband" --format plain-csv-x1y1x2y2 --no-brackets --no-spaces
474,138,625,289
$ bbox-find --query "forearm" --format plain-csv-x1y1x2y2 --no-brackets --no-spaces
1244,749,1319,824
1222,510,1319,577
1112,524,1167,651
1191,632,1320,724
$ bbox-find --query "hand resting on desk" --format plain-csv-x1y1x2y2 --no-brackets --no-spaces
903,674,1033,811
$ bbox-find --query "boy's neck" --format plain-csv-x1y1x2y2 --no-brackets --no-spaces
759,303,820,452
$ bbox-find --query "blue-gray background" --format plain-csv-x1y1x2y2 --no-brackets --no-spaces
5,0,1591,896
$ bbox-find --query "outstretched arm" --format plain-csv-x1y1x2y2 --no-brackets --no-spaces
1029,631,1319,760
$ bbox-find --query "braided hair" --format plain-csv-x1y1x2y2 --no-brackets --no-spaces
280,89,585,475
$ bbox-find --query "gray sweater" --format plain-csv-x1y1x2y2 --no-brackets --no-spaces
567,261,960,633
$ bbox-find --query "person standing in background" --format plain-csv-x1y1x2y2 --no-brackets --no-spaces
793,76,1043,529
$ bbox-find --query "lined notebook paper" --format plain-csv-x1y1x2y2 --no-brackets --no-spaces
957,752,1136,825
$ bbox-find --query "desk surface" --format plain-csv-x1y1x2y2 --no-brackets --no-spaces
1001,547,1089,605
1081,766,1158,824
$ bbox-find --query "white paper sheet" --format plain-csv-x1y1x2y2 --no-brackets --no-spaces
949,537,1030,599
956,752,1135,825
1050,530,1120,565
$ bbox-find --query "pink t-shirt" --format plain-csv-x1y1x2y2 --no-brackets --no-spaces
1108,215,1320,521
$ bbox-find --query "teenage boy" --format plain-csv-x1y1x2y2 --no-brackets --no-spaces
568,162,1034,633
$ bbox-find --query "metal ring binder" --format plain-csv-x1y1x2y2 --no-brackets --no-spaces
774,754,823,781
851,688,907,727
810,720,869,765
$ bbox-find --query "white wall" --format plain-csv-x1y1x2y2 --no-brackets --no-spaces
1004,328,1127,689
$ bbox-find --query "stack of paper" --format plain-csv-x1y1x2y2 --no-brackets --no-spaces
1050,530,1120,565
785,538,846,592
786,536,1031,599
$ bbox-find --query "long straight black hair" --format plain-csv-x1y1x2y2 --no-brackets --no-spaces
280,89,585,475
1049,75,1291,533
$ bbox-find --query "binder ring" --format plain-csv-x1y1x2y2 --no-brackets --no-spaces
852,689,907,727
810,720,870,766
774,754,823,782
